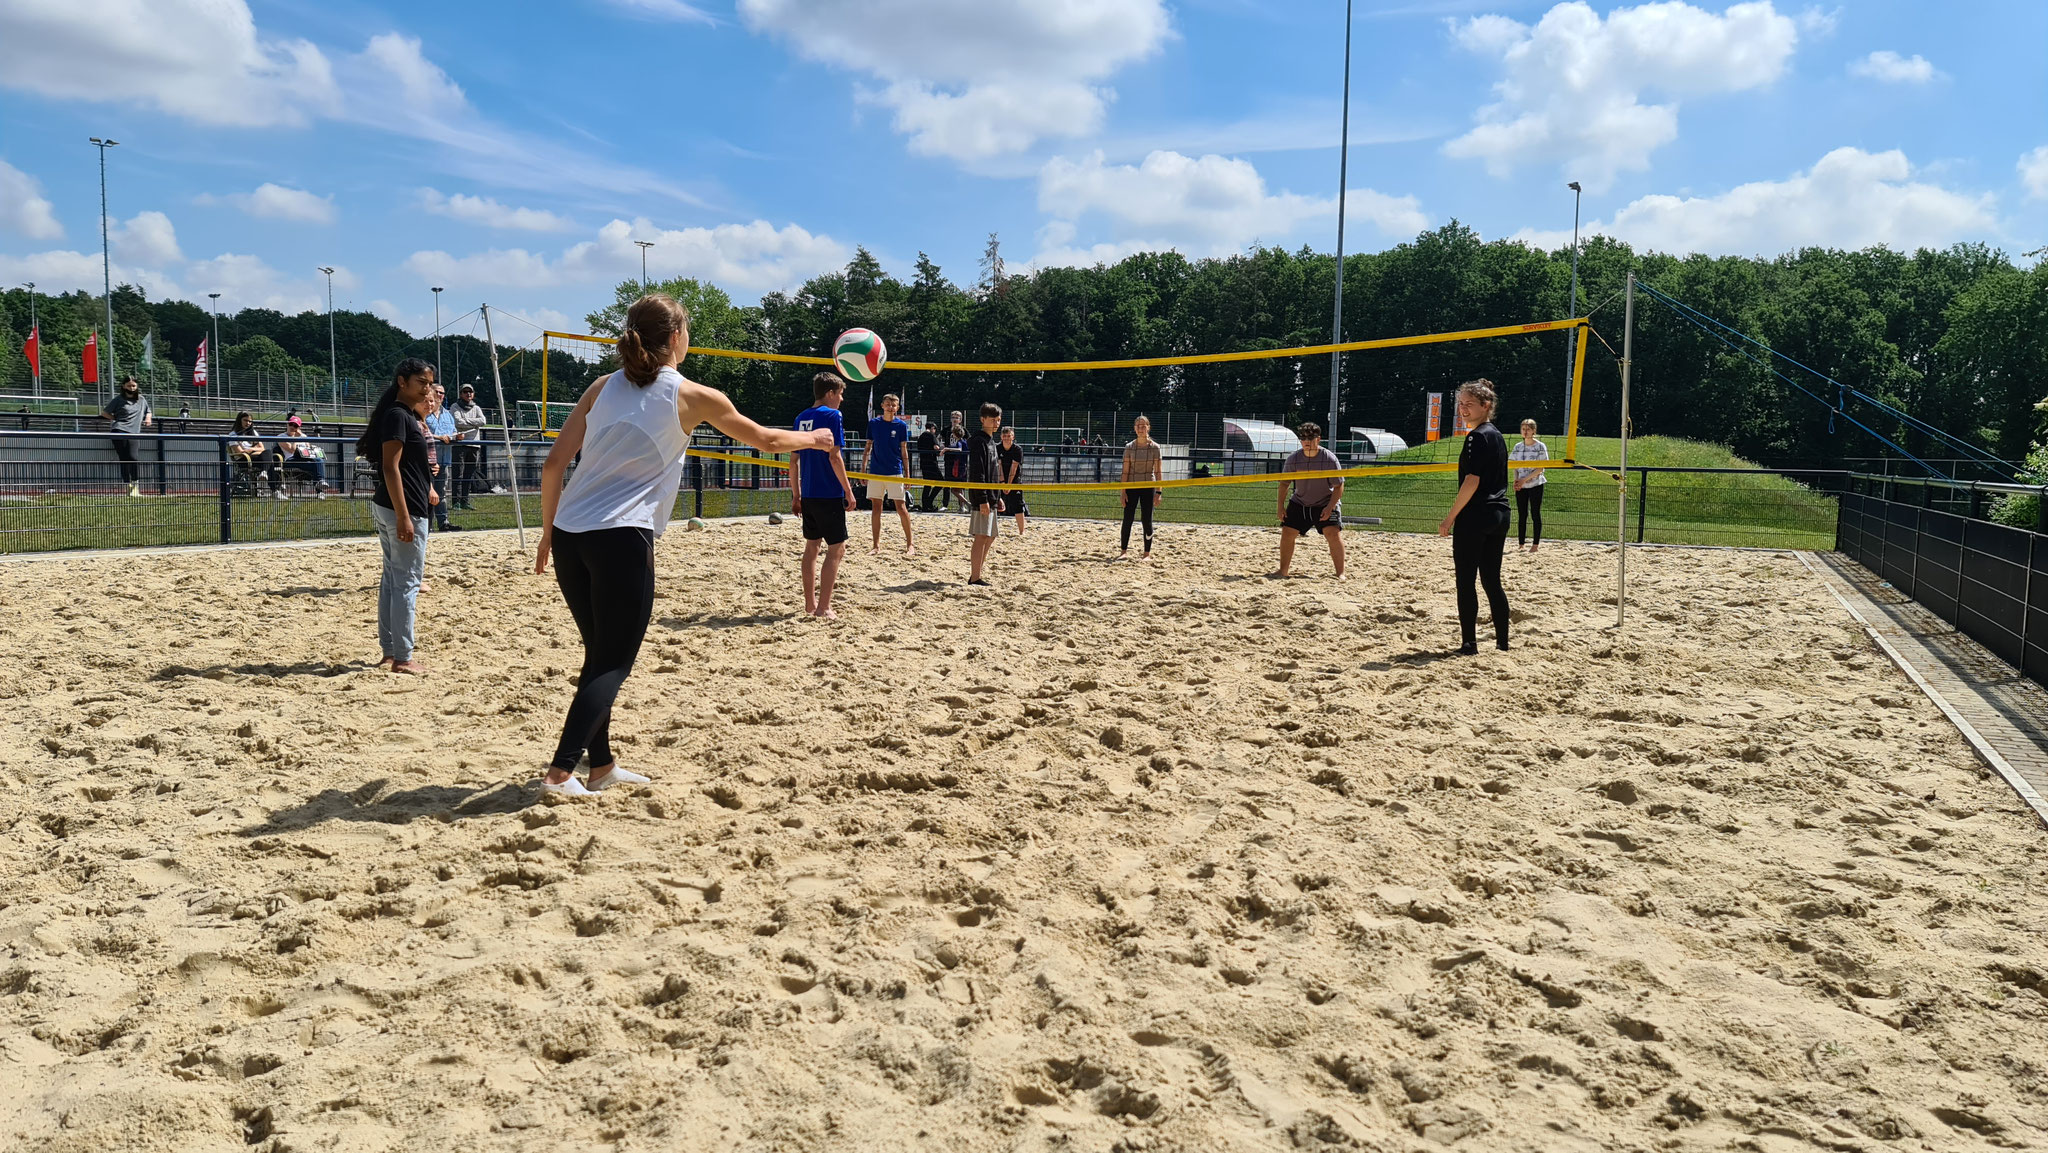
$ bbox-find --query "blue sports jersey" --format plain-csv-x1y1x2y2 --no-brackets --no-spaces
794,405,846,499
867,416,909,477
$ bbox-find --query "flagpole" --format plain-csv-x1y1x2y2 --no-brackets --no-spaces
24,282,38,399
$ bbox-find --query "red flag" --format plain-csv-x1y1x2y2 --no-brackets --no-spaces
194,337,209,388
21,325,36,377
83,330,99,385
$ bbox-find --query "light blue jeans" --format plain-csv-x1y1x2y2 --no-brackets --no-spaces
371,502,428,661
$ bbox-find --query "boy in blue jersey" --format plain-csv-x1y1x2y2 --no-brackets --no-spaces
865,392,915,556
792,372,858,619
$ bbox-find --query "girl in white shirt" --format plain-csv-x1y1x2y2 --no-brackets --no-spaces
1510,418,1547,552
532,295,834,796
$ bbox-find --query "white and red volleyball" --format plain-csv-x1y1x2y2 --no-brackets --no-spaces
832,328,887,383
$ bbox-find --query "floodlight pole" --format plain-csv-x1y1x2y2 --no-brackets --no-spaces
432,287,444,382
1566,181,1582,427
634,240,654,291
318,267,337,406
1326,0,1353,442
91,137,119,384
1617,271,1634,630
480,304,527,549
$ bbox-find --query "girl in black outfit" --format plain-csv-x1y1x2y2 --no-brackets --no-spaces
1437,379,1512,654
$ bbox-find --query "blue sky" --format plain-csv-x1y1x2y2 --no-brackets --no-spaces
0,0,2043,342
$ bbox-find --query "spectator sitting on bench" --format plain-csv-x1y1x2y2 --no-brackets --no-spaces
228,411,283,497
277,415,332,497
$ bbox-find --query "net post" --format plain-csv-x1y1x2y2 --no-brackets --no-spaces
1566,316,1590,463
481,304,528,550
1617,273,1634,630
540,332,549,436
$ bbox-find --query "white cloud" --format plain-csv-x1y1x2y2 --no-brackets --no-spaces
1797,5,1839,36
402,218,851,298
111,210,183,265
0,248,181,300
1034,150,1426,263
601,0,718,24
419,189,575,232
1446,0,1799,191
0,159,63,240
183,253,347,315
1849,49,1937,84
2022,146,2048,201
1511,147,1995,255
0,0,338,127
224,183,337,224
738,0,1171,161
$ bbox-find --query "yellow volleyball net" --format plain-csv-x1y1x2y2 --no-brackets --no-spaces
542,316,1613,531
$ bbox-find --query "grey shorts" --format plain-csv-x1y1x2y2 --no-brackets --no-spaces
970,507,999,538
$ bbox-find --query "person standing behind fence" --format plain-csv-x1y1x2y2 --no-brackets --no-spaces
999,425,1028,535
534,294,835,795
1511,418,1547,553
361,358,437,675
946,411,968,509
1118,415,1164,560
449,382,489,511
917,419,945,512
1274,421,1346,578
865,393,915,555
101,375,152,497
1438,380,1512,654
424,384,460,531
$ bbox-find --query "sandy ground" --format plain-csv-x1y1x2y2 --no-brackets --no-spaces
1,518,2045,1153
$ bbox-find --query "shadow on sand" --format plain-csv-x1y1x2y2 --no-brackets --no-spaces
237,778,532,836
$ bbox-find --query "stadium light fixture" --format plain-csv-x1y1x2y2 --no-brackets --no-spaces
634,240,655,290
432,286,444,383
90,137,119,385
1566,181,1583,425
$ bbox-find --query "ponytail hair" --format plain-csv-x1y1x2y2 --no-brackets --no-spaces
617,294,691,387
356,357,435,459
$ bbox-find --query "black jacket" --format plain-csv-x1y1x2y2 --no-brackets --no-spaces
965,430,1002,493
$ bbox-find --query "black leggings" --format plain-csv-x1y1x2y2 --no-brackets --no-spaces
550,526,656,773
1516,484,1544,547
1121,488,1155,551
1453,524,1510,649
111,438,139,484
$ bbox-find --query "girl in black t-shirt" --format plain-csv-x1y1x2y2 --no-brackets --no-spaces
355,358,438,674
998,426,1028,535
1437,379,1512,654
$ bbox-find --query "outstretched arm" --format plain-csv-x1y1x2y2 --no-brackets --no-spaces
686,384,832,455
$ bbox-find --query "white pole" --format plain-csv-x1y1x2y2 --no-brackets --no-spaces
1326,0,1353,441
1617,271,1634,630
480,304,527,550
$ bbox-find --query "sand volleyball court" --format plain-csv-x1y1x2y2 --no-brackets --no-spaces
1,521,2044,1151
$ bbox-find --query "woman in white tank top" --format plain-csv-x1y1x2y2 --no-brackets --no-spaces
532,294,835,797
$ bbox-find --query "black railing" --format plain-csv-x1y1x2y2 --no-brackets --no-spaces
1837,477,2048,685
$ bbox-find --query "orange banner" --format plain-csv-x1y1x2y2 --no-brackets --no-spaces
1425,392,1442,442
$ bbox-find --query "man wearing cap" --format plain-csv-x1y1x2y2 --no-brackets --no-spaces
448,382,490,510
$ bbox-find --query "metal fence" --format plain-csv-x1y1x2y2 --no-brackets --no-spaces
0,428,1850,555
1837,475,2048,684
0,431,548,553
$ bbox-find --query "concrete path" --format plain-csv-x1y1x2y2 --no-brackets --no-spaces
1806,551,2048,828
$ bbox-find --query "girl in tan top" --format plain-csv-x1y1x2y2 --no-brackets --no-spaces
1119,415,1164,560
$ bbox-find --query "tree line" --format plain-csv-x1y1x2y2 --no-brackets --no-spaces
4,224,2043,469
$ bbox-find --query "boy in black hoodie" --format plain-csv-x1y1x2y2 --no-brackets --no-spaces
966,402,1004,586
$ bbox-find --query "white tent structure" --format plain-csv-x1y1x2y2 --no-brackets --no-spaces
1221,418,1300,455
1348,427,1409,458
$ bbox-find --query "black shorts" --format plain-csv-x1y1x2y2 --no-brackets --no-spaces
801,497,849,544
1283,499,1339,535
1004,491,1028,515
